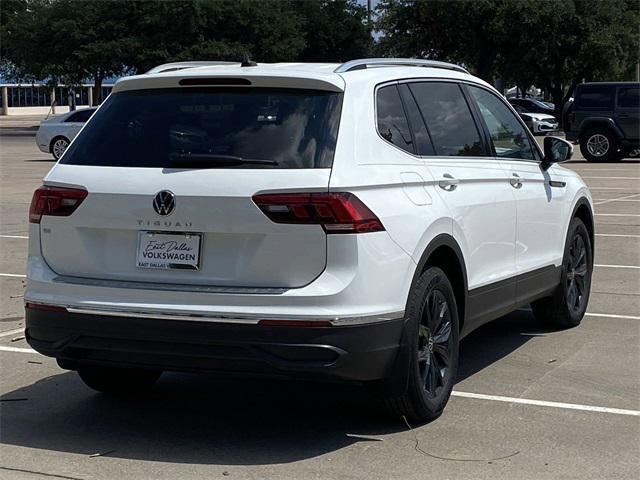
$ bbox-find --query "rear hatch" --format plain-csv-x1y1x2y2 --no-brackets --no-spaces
38,84,343,288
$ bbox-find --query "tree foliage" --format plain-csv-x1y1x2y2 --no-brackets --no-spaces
376,0,640,117
0,0,372,104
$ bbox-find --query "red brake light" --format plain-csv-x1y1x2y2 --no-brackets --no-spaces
29,186,88,224
25,302,68,313
252,192,384,234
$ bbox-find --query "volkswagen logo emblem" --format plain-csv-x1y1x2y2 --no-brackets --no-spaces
153,190,175,216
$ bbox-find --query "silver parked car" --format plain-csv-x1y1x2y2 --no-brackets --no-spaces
35,108,96,159
512,104,559,135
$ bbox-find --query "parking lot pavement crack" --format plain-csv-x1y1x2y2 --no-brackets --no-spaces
402,416,520,463
0,466,86,480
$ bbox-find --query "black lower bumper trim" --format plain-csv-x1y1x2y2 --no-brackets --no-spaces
25,307,406,384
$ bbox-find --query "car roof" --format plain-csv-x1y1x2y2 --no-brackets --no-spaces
112,60,493,95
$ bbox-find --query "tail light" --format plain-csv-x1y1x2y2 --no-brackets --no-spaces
29,186,88,223
25,302,68,313
252,192,384,234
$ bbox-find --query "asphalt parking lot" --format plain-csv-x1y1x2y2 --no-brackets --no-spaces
0,125,638,480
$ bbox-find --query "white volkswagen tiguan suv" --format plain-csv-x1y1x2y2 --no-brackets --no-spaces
25,59,594,421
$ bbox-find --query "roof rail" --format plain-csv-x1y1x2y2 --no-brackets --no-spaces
146,61,237,74
334,58,468,74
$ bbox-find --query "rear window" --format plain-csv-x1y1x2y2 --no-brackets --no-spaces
61,88,342,168
575,85,614,110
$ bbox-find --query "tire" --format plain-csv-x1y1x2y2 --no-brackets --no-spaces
50,136,70,160
78,365,162,394
580,128,618,162
385,267,460,423
531,218,593,328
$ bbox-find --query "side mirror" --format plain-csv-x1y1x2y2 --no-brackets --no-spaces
542,136,573,170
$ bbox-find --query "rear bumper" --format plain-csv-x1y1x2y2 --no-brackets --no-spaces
25,306,407,385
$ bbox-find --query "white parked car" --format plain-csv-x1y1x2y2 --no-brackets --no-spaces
512,104,559,134
25,59,594,421
35,108,96,159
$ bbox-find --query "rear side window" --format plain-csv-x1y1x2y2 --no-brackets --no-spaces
468,86,535,160
65,109,94,123
376,84,414,153
617,87,640,108
409,82,484,157
61,88,342,169
576,85,614,110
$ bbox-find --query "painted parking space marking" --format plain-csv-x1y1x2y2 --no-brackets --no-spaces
0,327,24,338
595,234,640,238
0,273,26,278
0,345,36,354
1,344,637,417
594,193,640,206
585,312,640,320
594,264,640,269
595,213,640,217
582,176,640,180
0,234,28,239
451,391,640,417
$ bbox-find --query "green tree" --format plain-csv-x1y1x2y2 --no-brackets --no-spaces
294,0,372,62
376,0,640,119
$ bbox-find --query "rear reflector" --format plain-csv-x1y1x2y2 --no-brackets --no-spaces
25,302,68,313
29,186,88,223
252,192,384,234
258,319,333,327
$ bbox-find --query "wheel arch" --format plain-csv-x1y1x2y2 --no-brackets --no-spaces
579,118,624,141
570,197,595,258
409,234,468,332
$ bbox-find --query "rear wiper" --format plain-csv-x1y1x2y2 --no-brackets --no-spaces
169,153,279,166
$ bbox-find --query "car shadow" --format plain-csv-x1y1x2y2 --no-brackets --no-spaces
0,310,545,465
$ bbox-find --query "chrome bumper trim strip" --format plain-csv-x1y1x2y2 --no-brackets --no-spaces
48,305,405,326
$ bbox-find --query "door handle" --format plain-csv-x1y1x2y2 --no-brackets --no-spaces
510,173,523,189
438,174,459,191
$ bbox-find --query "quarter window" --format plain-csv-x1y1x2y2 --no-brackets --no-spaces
376,84,414,154
468,86,535,160
409,82,484,157
617,87,640,108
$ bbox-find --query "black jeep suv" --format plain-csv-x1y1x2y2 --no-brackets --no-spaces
564,82,639,162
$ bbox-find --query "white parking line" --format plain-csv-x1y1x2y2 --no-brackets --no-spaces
595,213,640,217
0,327,24,338
594,199,640,203
594,264,640,269
0,273,26,278
0,234,28,239
595,234,640,238
1,344,637,416
582,176,640,180
585,312,640,320
594,193,640,206
451,391,640,417
0,345,36,354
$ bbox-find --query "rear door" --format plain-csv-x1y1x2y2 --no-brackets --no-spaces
615,85,640,140
466,85,567,285
40,86,342,288
403,81,517,292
